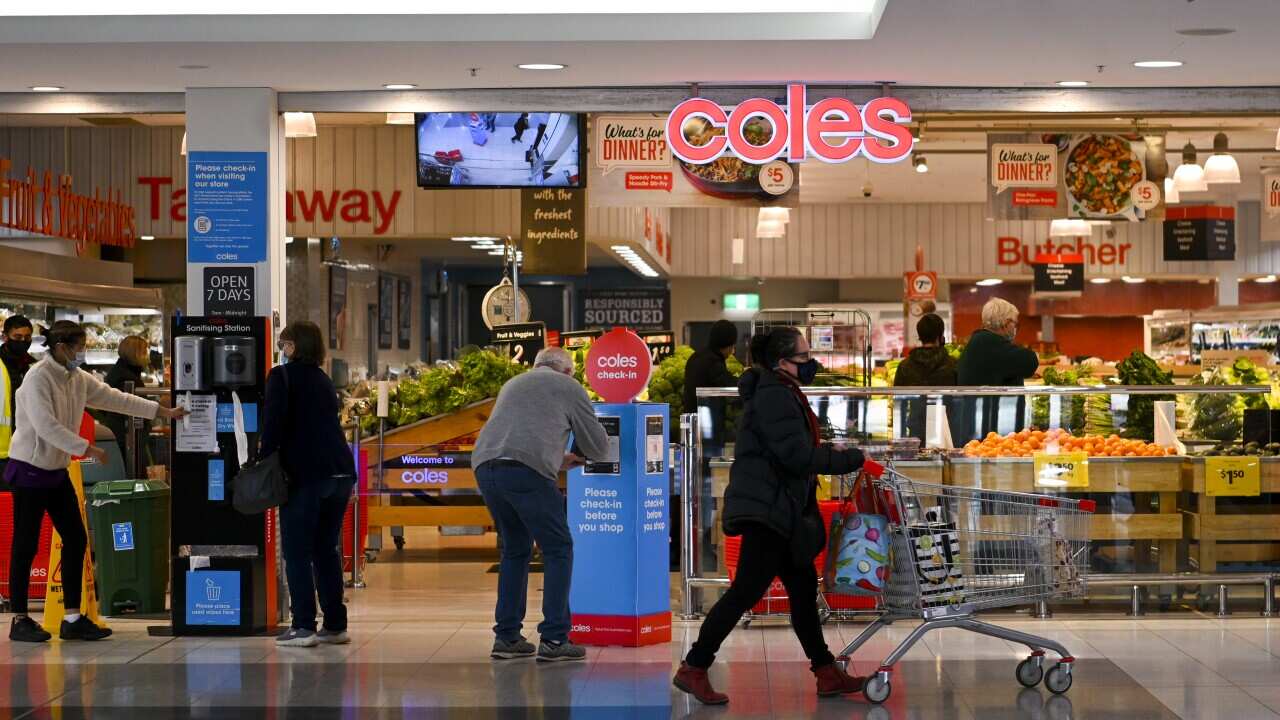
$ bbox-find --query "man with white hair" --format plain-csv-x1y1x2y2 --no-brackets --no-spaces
957,297,1040,437
472,346,609,663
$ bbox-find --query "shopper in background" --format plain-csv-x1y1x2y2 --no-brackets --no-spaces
681,319,739,565
674,326,875,705
957,297,1040,439
0,315,36,485
262,321,357,649
894,313,959,443
98,335,151,462
5,320,186,643
472,346,609,663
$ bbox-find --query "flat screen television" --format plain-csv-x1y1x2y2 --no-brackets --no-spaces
414,112,585,189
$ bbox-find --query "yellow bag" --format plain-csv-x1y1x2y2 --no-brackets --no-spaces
42,462,107,635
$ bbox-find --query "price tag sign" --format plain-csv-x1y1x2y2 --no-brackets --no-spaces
1204,456,1261,497
1033,452,1089,489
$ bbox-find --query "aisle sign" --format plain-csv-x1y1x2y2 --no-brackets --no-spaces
1163,205,1235,261
1204,456,1260,497
1032,253,1084,297
186,151,268,264
491,322,547,366
1033,452,1089,489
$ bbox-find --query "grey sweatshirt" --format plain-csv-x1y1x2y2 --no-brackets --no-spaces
472,367,610,480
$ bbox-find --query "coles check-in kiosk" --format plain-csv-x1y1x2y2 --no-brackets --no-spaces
568,328,671,647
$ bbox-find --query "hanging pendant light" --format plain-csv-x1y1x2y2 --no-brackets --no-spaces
1173,141,1208,193
1164,177,1180,205
1203,132,1241,184
1049,218,1091,237
283,112,318,138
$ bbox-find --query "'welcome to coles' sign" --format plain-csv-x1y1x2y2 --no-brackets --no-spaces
585,328,653,403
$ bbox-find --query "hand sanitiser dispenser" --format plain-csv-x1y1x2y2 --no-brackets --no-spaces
174,336,208,391
212,336,256,388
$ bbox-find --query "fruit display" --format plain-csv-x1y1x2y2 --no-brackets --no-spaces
1116,351,1175,442
963,429,1177,458
1192,441,1280,457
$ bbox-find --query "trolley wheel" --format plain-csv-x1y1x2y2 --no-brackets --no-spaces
364,549,379,563
1016,657,1044,688
393,536,406,550
1045,664,1073,694
863,675,891,704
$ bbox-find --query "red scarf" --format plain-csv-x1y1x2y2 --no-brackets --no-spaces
775,370,820,448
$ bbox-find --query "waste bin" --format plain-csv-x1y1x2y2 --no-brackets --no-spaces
86,480,171,615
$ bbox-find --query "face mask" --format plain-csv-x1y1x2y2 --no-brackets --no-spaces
791,358,820,385
66,351,86,371
279,347,291,363
4,339,30,356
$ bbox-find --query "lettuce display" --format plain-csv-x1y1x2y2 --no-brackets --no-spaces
357,348,526,434
1190,367,1244,443
1116,351,1174,442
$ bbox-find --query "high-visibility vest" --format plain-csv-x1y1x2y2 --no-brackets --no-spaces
0,361,11,459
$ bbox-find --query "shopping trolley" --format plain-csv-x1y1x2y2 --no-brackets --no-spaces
837,465,1095,704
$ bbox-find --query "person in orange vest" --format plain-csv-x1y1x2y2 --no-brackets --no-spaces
0,315,36,488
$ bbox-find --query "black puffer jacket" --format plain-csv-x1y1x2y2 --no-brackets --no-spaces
722,368,864,559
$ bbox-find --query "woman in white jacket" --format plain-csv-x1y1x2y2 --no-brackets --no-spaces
4,321,186,643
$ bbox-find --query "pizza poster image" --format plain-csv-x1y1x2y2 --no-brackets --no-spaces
987,133,1163,221
589,114,799,208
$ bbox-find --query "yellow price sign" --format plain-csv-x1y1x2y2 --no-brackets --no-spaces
1033,452,1089,489
1204,456,1261,497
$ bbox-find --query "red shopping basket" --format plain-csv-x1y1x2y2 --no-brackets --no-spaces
0,493,54,605
722,501,876,615
342,447,370,573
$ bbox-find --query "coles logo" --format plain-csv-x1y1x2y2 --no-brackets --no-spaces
667,84,914,166
400,470,449,485
586,328,653,403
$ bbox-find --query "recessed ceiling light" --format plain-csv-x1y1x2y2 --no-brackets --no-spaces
517,63,567,71
178,64,209,70
139,235,155,242
1256,275,1278,284
1090,277,1112,284
976,278,1003,287
1057,80,1090,87
1122,275,1146,284
1133,60,1183,68
383,83,417,90
29,86,62,92
1176,27,1236,37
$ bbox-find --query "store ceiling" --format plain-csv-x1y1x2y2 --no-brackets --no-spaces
2,1,1280,92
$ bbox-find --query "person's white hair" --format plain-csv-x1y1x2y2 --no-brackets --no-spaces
981,297,1019,331
533,346,574,374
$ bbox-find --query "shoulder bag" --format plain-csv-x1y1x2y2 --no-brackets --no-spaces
233,366,290,515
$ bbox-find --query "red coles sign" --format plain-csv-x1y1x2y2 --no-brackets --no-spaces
585,328,653,404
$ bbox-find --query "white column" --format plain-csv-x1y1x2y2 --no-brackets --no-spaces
184,88,286,327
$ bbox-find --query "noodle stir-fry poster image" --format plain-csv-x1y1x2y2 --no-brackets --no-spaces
986,133,1164,222
589,114,800,208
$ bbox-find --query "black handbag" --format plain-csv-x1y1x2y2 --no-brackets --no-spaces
233,367,290,515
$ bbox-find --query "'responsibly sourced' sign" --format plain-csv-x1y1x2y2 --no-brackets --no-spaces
582,288,671,331
1032,253,1085,297
186,151,268,264
1163,205,1236,261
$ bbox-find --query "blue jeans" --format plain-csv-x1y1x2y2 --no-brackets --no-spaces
280,475,354,632
476,461,573,644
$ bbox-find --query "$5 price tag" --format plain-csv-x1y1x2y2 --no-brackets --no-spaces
1204,456,1260,497
1033,451,1089,489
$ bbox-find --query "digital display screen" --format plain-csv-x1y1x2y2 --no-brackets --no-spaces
414,112,585,189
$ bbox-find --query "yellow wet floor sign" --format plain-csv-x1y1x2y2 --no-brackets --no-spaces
42,461,106,635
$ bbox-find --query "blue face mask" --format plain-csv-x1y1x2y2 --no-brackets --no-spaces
66,350,86,371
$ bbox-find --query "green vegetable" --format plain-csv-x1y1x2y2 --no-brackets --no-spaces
1116,350,1174,441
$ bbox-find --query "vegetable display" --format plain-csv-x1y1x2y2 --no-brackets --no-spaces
1116,351,1174,442
964,429,1175,459
1031,365,1088,433
1190,367,1245,443
356,348,526,434
1193,441,1280,457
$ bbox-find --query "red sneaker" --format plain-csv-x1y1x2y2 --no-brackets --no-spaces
673,662,730,705
814,663,866,697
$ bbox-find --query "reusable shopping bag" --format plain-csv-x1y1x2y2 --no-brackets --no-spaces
823,472,890,596
909,506,966,608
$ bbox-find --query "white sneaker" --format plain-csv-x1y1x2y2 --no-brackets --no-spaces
317,628,350,645
276,628,319,647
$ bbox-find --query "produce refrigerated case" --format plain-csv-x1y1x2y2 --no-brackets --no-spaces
1146,303,1280,368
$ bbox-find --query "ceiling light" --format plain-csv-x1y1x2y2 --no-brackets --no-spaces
386,112,415,125
1164,177,1180,205
1134,60,1183,68
732,237,745,265
758,207,790,225
178,64,210,70
1049,218,1091,237
180,132,187,157
283,112,317,138
29,85,62,92
976,278,1003,287
756,219,786,239
1090,277,1112,284
1056,80,1089,87
1257,275,1279,284
517,63,566,71
1173,142,1208,193
1176,27,1236,37
913,154,928,173
383,83,417,90
454,236,498,243
139,235,155,241
1203,132,1241,184
1121,276,1146,284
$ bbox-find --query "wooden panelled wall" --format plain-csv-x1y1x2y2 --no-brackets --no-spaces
670,203,1271,280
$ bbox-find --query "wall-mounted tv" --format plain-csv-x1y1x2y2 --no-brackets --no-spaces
414,112,585,189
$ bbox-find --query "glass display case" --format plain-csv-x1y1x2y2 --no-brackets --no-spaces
1146,303,1280,367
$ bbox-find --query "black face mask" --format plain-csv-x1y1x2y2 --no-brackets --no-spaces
4,339,31,356
792,359,820,385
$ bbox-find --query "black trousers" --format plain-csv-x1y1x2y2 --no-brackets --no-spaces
9,478,86,614
280,476,353,632
686,526,835,671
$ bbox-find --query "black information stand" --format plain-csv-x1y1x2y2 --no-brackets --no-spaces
167,316,272,636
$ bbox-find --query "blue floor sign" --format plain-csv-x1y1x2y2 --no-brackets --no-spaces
186,570,241,626
112,522,134,551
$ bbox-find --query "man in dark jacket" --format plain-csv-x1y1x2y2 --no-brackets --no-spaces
956,298,1040,439
680,320,739,568
682,320,739,421
894,313,958,443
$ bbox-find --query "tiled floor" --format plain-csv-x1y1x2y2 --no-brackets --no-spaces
1,531,1278,718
